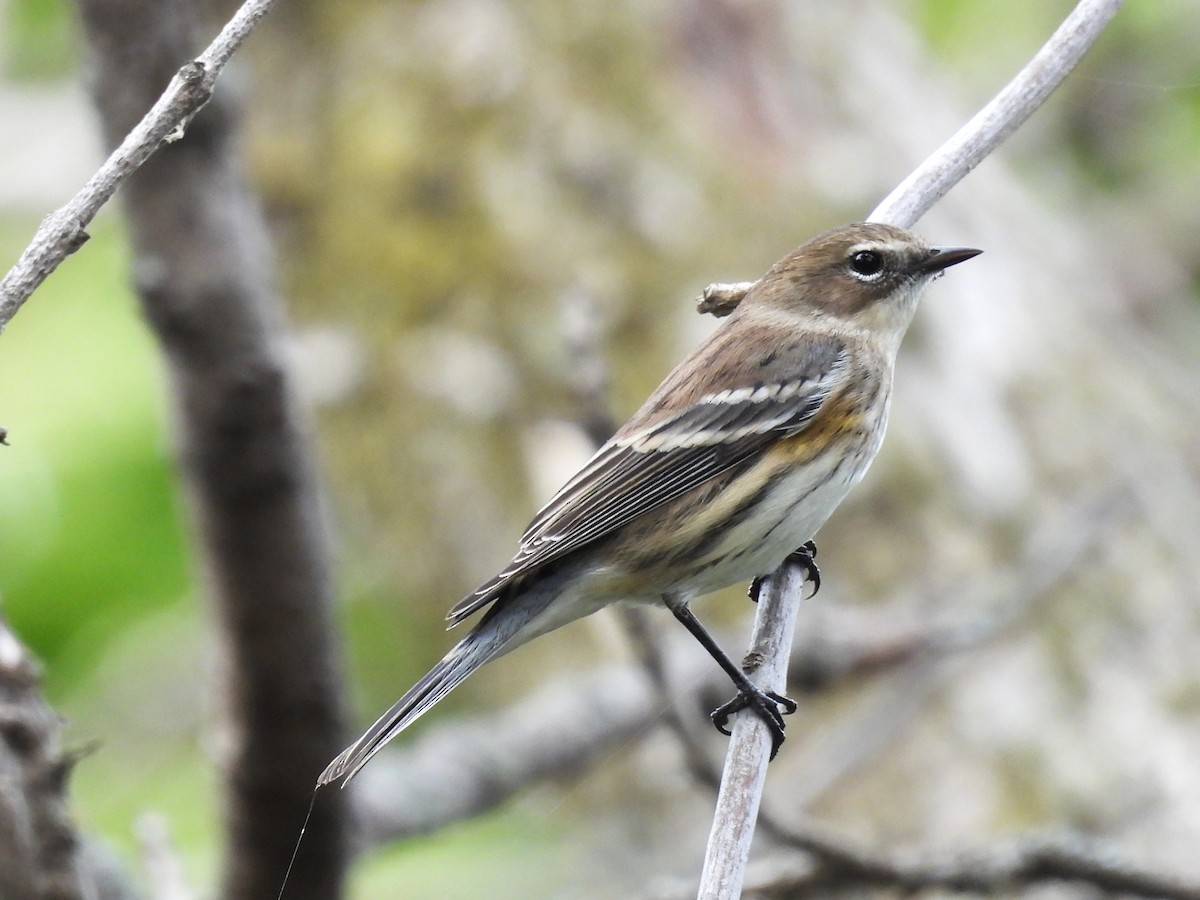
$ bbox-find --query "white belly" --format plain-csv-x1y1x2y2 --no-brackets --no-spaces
678,423,885,597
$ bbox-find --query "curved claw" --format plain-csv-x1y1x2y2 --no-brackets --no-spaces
747,575,766,603
710,686,797,759
785,540,820,596
749,541,820,602
767,689,798,715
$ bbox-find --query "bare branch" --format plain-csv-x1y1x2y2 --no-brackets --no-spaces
0,0,276,334
868,0,1124,228
74,0,348,897
350,601,981,847
735,829,1200,900
698,2,1125,892
631,499,1188,900
0,616,140,900
692,0,1124,316
352,660,662,844
696,565,808,900
695,281,755,319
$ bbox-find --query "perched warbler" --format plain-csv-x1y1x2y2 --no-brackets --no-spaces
321,222,980,785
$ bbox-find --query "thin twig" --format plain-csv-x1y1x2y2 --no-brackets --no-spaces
618,607,726,788
0,0,276,334
692,0,1124,316
696,563,809,900
737,829,1200,900
697,2,1125,896
868,0,1124,228
644,508,1195,900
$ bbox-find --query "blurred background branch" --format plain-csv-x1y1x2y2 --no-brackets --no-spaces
0,615,135,899
72,0,347,897
732,831,1200,900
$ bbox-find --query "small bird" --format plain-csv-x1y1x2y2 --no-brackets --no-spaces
321,222,980,785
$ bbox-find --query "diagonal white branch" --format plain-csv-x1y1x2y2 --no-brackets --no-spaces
0,0,276,334
694,0,1124,318
868,0,1124,228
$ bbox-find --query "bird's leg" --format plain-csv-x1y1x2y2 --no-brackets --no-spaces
748,540,820,602
663,596,796,760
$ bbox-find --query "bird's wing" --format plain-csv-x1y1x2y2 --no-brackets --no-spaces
446,334,851,625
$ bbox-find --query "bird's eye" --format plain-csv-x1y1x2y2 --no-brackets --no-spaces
849,250,884,279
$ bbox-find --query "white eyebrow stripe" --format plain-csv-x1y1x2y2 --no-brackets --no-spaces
848,240,910,256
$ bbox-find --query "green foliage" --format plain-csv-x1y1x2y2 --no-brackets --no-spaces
913,0,1200,201
2,0,76,80
0,221,189,694
912,0,1063,73
0,218,203,879
351,809,571,900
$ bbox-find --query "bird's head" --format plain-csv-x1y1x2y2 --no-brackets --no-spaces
747,222,981,347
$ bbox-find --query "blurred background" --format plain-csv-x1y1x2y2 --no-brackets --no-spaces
2,0,1199,896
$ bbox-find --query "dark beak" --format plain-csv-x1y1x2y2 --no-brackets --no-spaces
916,246,983,275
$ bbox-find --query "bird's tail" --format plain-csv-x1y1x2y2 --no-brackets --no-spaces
319,569,571,786
318,634,493,785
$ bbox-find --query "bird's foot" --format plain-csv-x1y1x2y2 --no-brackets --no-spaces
787,540,820,595
711,686,798,760
747,540,820,602
747,575,766,603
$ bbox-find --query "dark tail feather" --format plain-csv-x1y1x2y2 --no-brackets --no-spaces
318,635,495,786
320,569,572,786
